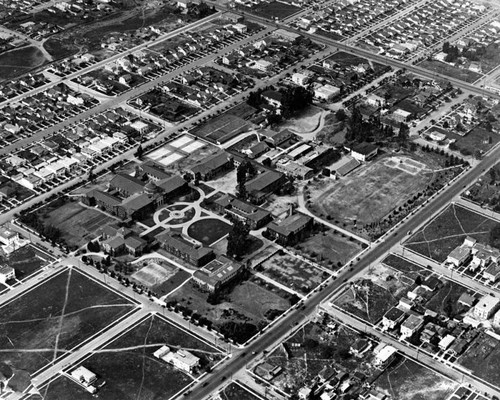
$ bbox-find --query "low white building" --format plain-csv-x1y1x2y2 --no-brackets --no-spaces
153,345,200,373
0,265,15,284
474,295,500,320
314,84,340,101
373,345,397,368
438,334,456,351
292,72,312,87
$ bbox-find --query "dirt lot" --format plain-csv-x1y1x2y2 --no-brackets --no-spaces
459,332,500,387
405,203,500,263
375,356,459,400
258,250,327,295
0,269,135,374
307,154,433,238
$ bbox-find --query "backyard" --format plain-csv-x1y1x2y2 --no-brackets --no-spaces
404,203,500,263
0,269,136,374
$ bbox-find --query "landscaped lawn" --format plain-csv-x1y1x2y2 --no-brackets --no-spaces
374,356,459,400
187,218,232,246
404,203,500,263
0,269,136,374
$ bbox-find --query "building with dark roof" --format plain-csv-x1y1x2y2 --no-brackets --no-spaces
214,194,272,229
109,173,145,197
266,212,313,246
155,230,214,267
140,162,170,182
189,151,234,181
99,224,147,256
245,169,286,204
350,143,378,162
192,255,244,293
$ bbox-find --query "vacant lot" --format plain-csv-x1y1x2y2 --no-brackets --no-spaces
419,60,481,83
258,250,327,295
32,199,118,248
218,382,263,400
296,229,364,271
405,203,500,263
187,218,232,246
333,279,398,324
0,269,135,374
0,46,46,81
28,376,95,400
308,155,433,238
5,244,52,280
246,1,301,19
76,314,222,399
425,279,472,319
375,356,459,400
459,333,500,386
381,254,431,282
446,126,500,156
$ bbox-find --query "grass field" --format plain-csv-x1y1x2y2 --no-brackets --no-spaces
308,154,433,237
296,229,364,271
446,126,500,156
458,333,500,386
258,250,327,295
218,382,263,400
35,199,119,248
404,203,500,263
375,356,459,400
0,269,135,374
247,1,301,19
27,376,95,400
419,60,482,83
187,218,232,246
381,254,432,282
0,46,46,81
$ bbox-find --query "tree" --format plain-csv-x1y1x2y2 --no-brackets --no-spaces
398,122,410,145
227,220,250,259
135,144,144,160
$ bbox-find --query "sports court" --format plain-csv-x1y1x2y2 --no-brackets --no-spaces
158,152,184,166
169,135,193,149
181,140,205,153
132,261,178,287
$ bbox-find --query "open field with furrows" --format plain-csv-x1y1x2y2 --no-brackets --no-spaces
307,154,433,238
262,322,382,395
458,332,500,387
257,250,327,295
32,198,119,248
0,269,135,375
404,203,500,263
375,356,459,400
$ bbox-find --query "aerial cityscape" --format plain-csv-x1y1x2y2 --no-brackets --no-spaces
0,0,500,399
